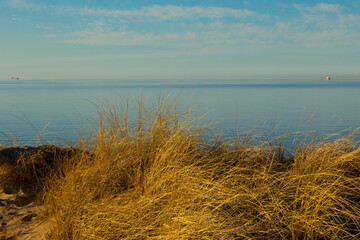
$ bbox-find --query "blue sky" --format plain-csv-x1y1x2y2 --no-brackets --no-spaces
1,0,359,80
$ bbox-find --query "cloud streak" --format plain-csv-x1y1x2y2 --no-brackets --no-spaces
60,13,360,50
81,5,261,21
293,3,343,13
60,20,284,47
6,0,44,11
6,1,360,53
5,0,263,22
62,29,198,46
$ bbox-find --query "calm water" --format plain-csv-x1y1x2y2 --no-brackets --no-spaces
1,79,360,145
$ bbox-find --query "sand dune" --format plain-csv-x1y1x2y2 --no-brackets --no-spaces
0,189,48,239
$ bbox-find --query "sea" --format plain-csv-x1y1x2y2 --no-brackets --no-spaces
1,79,360,147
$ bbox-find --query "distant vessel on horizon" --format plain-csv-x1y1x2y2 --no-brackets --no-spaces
10,77,19,80
322,76,331,80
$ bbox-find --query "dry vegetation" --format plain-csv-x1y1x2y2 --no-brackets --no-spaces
1,96,360,239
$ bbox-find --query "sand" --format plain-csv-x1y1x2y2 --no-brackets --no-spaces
0,145,83,239
0,190,49,240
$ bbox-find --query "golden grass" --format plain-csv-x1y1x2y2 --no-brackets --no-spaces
2,96,360,239
0,145,81,195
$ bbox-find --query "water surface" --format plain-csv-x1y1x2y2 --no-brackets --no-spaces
1,79,359,145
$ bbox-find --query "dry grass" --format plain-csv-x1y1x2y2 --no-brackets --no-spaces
2,96,360,239
0,145,82,195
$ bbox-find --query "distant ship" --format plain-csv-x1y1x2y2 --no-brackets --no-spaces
322,76,330,80
10,77,19,80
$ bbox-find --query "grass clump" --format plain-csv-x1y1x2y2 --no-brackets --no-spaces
0,145,83,195
2,96,360,239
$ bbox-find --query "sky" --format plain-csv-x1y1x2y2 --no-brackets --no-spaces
1,0,360,80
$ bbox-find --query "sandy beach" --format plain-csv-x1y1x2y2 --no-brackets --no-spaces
0,190,48,240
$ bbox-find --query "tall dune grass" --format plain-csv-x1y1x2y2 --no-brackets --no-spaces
2,96,360,239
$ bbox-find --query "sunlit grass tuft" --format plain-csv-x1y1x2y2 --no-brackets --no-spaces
2,96,360,239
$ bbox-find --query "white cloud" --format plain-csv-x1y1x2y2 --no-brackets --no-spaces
6,1,262,22
62,27,199,46
60,11,360,49
316,3,342,12
61,21,287,48
298,11,360,32
6,0,44,11
294,3,343,13
6,0,360,52
80,5,261,21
